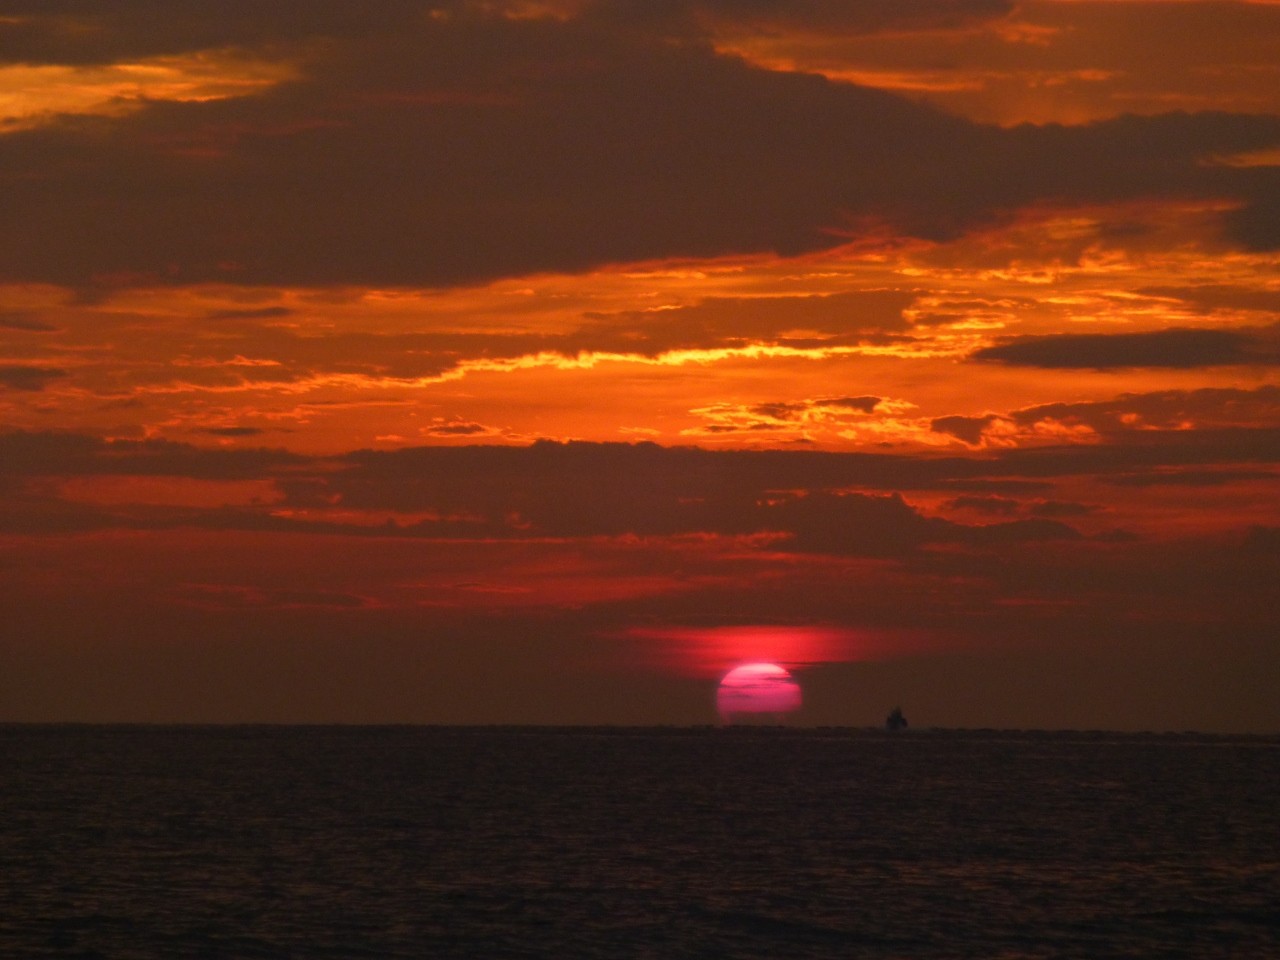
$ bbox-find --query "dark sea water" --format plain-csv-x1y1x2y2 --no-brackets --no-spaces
1,726,1277,959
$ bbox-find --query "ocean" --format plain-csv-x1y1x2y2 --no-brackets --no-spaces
1,725,1276,958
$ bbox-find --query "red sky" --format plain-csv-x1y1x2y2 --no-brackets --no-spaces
1,0,1278,729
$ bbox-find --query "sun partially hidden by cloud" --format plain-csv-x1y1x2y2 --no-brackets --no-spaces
716,662,803,723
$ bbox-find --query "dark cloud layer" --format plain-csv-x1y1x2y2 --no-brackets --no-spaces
1102,468,1276,489
1014,386,1280,431
946,495,1021,516
0,0,1018,66
6,419,1274,551
1225,193,1280,252
590,0,1015,35
972,327,1279,370
933,385,1280,445
199,426,267,437
0,0,432,65
0,312,57,332
6,400,1276,495
930,414,1004,446
2,423,1275,727
0,431,304,478
1,4,1278,291
0,365,68,391
1139,285,1280,316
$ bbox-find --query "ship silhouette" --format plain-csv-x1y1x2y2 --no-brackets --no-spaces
885,706,908,731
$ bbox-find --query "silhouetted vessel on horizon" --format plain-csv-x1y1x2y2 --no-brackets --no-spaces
885,706,908,731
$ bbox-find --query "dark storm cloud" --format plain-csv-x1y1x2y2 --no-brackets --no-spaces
1,6,1279,290
0,365,68,391
971,327,1278,370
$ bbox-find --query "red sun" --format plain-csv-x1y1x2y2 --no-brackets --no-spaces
716,662,802,722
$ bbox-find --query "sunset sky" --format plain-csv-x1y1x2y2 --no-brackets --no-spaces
2,0,1278,730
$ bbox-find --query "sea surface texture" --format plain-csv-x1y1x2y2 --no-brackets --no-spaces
1,726,1277,959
